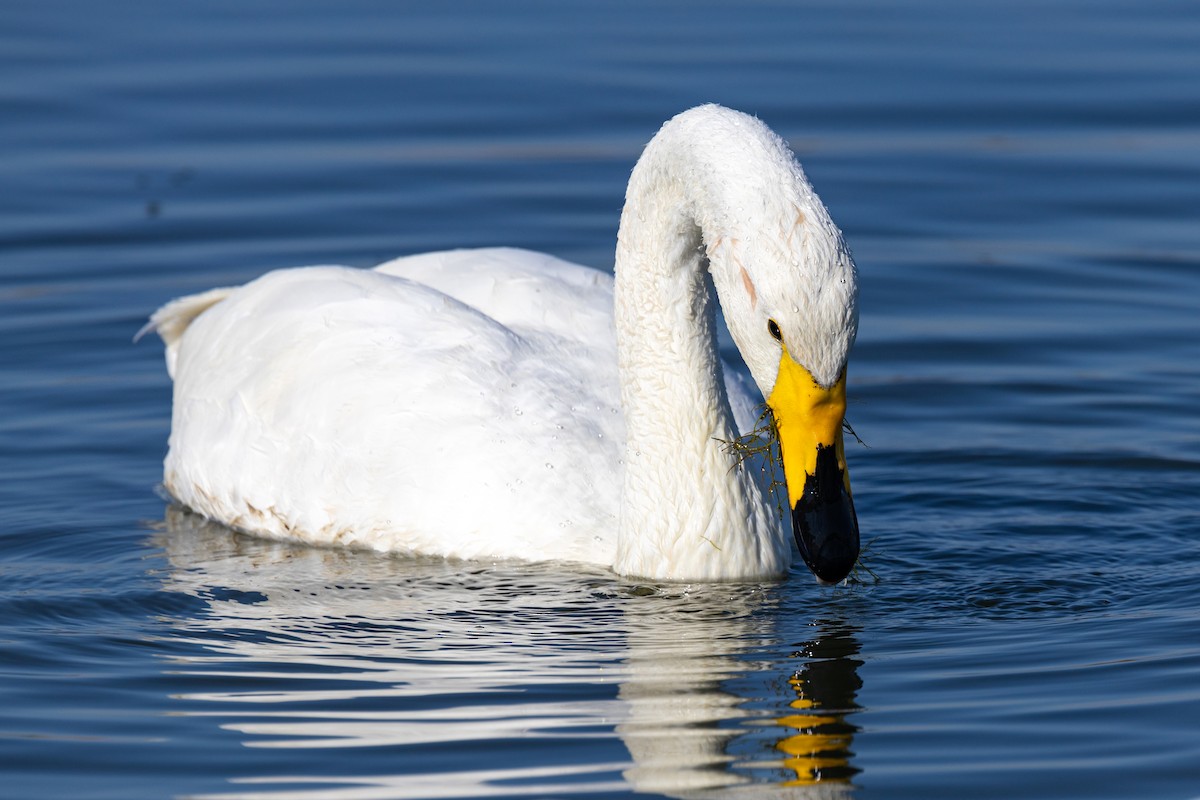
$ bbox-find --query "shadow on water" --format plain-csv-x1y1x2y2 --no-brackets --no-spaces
153,505,865,799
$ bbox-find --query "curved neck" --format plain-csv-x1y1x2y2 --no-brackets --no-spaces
610,110,790,581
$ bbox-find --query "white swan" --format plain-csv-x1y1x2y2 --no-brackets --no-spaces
146,104,859,583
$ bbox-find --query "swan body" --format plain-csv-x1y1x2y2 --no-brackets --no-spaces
149,104,860,582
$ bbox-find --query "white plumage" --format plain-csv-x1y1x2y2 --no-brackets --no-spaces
148,104,859,582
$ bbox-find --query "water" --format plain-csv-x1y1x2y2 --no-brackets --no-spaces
2,1,1199,797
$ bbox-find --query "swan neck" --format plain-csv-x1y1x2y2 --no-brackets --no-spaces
610,110,788,581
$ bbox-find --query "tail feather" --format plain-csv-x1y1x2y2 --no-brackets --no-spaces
137,286,236,378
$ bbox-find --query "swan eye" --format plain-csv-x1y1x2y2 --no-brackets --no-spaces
767,319,782,341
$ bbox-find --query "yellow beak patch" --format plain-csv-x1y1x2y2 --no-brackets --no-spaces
766,353,851,509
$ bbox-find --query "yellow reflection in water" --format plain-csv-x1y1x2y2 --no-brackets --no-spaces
772,626,863,788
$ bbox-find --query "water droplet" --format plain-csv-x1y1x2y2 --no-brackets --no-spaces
514,407,523,416
545,463,554,469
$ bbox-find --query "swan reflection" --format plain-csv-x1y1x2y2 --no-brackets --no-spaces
154,506,863,798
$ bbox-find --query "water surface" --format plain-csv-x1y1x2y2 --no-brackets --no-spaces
2,1,1199,798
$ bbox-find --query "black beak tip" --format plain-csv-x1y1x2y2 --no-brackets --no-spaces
792,448,860,584
794,501,860,584
795,531,860,585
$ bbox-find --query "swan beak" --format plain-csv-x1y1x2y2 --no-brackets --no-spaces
767,359,860,584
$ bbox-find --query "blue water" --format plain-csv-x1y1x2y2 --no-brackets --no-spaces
2,1,1199,798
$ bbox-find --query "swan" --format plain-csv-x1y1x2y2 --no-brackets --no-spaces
145,104,860,583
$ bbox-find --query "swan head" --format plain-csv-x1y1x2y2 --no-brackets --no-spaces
692,107,861,584
712,220,859,585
